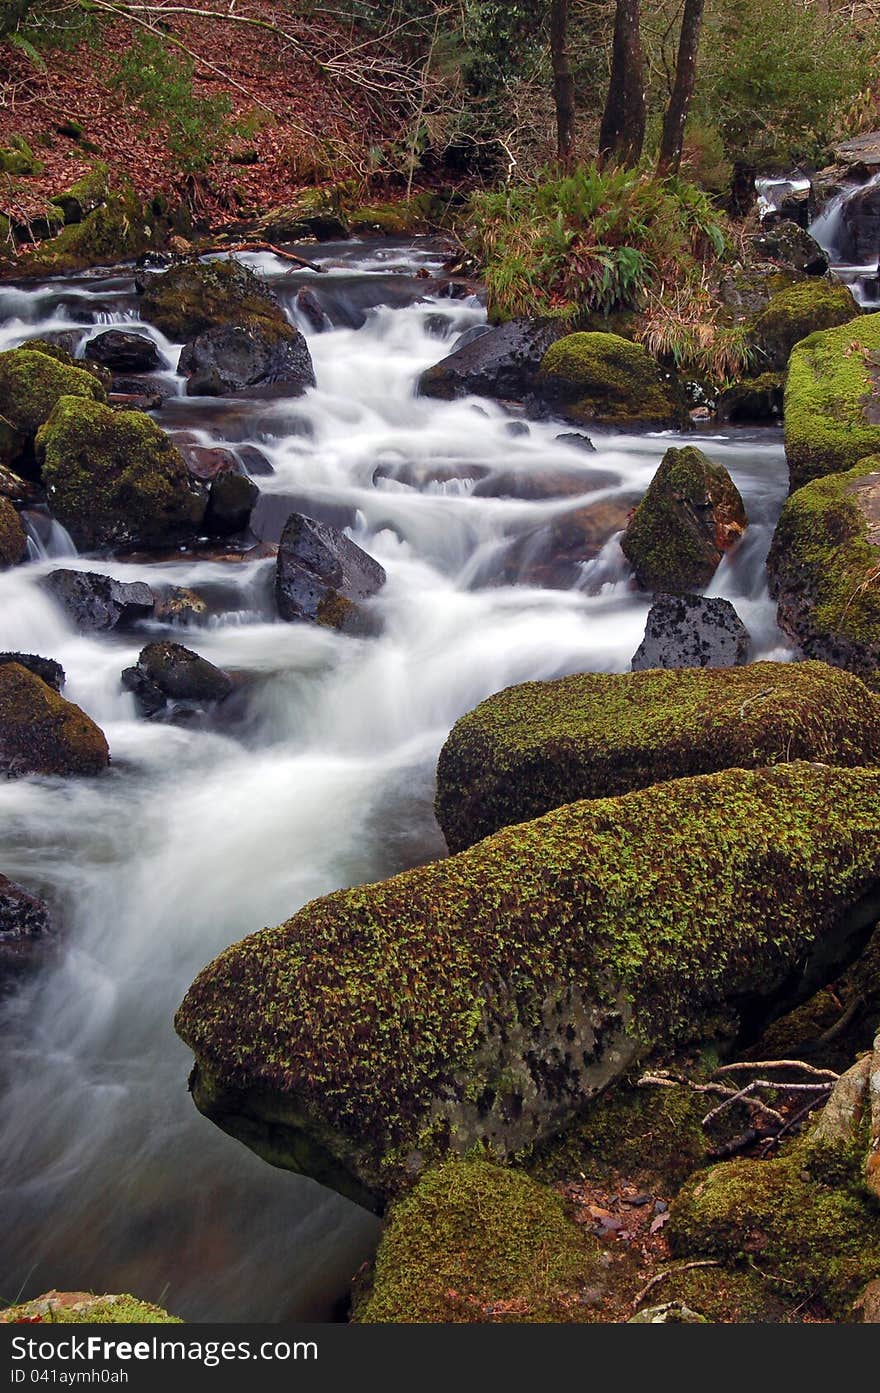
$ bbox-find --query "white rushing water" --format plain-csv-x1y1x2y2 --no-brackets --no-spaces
0,238,791,1320
756,172,880,309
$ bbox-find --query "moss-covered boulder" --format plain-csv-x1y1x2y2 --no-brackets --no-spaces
747,280,859,372
620,446,747,593
15,183,160,276
0,346,106,470
0,497,27,567
37,397,205,550
0,662,109,777
767,458,880,685
434,661,879,853
784,311,880,492
139,258,292,343
176,762,880,1211
667,1121,880,1318
0,1291,180,1323
0,137,42,176
535,333,683,427
348,193,445,236
353,1159,600,1322
716,372,784,424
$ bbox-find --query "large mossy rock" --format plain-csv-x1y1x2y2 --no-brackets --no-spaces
747,280,859,372
0,662,109,777
434,661,878,854
354,1159,600,1323
535,332,682,427
784,311,880,492
417,318,563,402
37,397,204,550
0,496,27,567
0,1291,180,1324
767,458,880,685
139,257,291,342
0,345,106,470
176,763,880,1211
620,445,747,593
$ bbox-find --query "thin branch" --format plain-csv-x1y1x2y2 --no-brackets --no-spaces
714,1060,839,1080
632,1260,721,1310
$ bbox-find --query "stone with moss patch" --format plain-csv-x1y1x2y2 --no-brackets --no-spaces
348,194,444,236
767,457,880,685
434,660,880,853
176,762,880,1211
0,497,27,568
620,445,747,593
139,258,293,343
784,311,880,491
37,397,204,550
0,662,109,777
0,1291,179,1323
0,346,106,471
353,1158,600,1322
747,280,858,372
0,138,42,176
716,372,784,424
535,332,683,427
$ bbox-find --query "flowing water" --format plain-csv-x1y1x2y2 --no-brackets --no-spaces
0,237,791,1321
757,172,880,307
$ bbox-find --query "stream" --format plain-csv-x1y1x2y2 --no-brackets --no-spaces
0,236,791,1321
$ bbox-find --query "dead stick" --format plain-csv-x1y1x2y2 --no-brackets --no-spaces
714,1060,839,1080
632,1260,721,1311
185,241,326,273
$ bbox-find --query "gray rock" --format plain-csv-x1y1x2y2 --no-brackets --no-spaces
632,594,750,670
750,220,828,276
84,330,163,373
122,641,232,715
0,873,54,978
838,180,880,264
275,512,386,634
178,323,316,399
41,570,154,632
418,318,564,402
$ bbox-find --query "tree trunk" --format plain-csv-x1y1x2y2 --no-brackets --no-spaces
657,0,706,177
598,0,646,166
550,0,575,167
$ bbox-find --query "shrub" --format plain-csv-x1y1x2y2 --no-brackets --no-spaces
111,34,239,173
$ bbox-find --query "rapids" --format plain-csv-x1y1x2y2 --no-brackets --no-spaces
0,237,790,1320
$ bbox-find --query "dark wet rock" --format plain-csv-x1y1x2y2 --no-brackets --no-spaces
110,375,175,403
453,324,493,352
153,586,208,626
236,444,274,476
295,287,332,332
206,472,259,535
556,432,596,452
177,443,241,483
178,322,316,399
0,662,109,777
84,330,163,373
275,512,386,633
122,641,232,715
716,373,784,424
418,318,564,402
0,497,28,568
41,569,154,632
631,594,750,670
0,464,40,507
838,180,880,264
0,652,64,691
0,873,54,978
621,446,747,594
750,220,829,276
504,419,530,437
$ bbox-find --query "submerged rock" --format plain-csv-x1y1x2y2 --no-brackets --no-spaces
37,398,205,550
0,651,64,691
0,496,27,567
176,762,880,1210
122,642,232,715
631,594,750,670
275,512,386,634
535,332,683,427
0,345,106,472
434,661,880,852
0,662,109,777
784,311,880,491
620,446,747,593
41,569,155,632
767,457,880,684
0,873,53,978
84,330,163,373
417,318,563,402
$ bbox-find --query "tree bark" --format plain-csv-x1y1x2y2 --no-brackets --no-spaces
598,0,646,166
549,0,575,167
657,0,706,177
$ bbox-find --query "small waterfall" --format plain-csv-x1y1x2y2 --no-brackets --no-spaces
809,171,880,308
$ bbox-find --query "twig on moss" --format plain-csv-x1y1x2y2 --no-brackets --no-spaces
632,1260,721,1310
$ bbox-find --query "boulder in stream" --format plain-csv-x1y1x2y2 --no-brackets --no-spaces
0,651,64,691
138,258,285,341
620,445,747,594
631,594,750,670
178,322,315,399
84,330,164,373
275,512,386,634
0,873,54,979
417,317,563,402
0,345,105,473
176,762,880,1210
205,471,259,535
434,661,880,852
535,332,683,427
746,280,858,373
0,497,28,567
0,661,109,777
837,178,880,264
122,641,232,715
749,220,829,276
784,311,880,491
41,569,155,632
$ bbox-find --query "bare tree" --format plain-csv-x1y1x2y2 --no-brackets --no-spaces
656,0,705,176
598,0,645,166
549,0,575,167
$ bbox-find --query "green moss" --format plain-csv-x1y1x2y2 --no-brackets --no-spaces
1,1292,180,1323
620,444,747,593
716,371,784,423
0,346,106,468
176,761,880,1206
348,193,443,236
766,457,880,683
784,311,880,490
656,1264,789,1323
37,396,204,550
668,1128,880,1316
49,164,111,225
537,332,682,426
354,1159,599,1322
139,258,294,343
0,139,43,176
434,660,880,852
0,497,27,568
748,280,859,372
0,662,109,777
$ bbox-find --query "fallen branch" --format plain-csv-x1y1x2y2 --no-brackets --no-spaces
183,240,326,272
701,1080,786,1129
714,1060,839,1081
632,1260,721,1310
